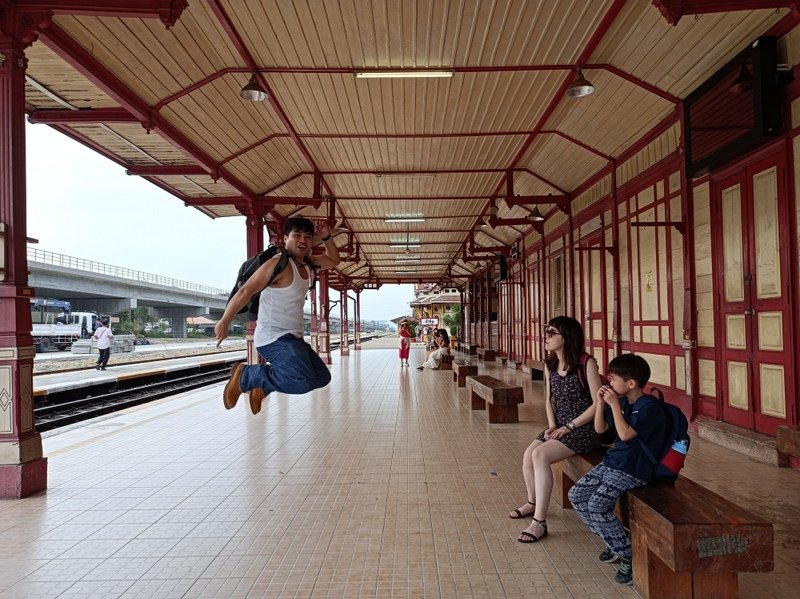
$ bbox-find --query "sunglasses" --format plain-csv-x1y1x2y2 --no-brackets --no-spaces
544,325,561,337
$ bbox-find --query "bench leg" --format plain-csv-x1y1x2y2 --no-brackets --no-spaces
456,374,467,388
470,392,486,410
552,462,574,509
487,403,518,423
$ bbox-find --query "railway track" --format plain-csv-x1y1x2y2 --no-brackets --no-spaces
35,334,382,431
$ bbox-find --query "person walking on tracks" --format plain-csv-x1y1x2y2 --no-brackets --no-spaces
215,217,341,415
93,317,113,370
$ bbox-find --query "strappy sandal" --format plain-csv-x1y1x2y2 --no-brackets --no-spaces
509,501,535,519
517,518,548,543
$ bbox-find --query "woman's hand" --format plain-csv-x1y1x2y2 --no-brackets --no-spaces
549,426,570,440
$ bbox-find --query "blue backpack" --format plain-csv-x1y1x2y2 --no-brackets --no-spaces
636,388,690,482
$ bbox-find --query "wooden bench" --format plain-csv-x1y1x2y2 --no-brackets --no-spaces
476,347,496,361
465,375,524,423
468,344,477,355
453,360,477,387
553,451,773,599
439,353,454,370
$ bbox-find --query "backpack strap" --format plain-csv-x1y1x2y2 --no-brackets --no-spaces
265,248,290,289
576,352,592,391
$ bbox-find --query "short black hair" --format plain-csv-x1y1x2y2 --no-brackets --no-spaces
284,217,314,235
607,353,651,389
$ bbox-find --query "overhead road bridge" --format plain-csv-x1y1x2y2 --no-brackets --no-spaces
26,247,342,337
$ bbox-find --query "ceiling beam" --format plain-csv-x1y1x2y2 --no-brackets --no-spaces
38,22,257,201
126,165,207,176
28,107,139,124
652,0,798,26
17,0,187,27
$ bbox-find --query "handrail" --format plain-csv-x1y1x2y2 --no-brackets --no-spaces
27,247,228,297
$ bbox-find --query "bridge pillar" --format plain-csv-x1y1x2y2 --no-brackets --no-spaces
152,307,208,338
0,27,47,498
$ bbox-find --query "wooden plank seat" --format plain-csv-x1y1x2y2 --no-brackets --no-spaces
464,375,523,423
439,353,454,370
553,451,774,599
453,360,478,387
476,347,496,361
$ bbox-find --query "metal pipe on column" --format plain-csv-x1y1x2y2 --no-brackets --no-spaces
353,290,362,350
339,290,349,356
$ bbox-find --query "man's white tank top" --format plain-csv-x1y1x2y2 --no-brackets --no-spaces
253,258,309,347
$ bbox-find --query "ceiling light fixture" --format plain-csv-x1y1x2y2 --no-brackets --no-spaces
355,70,454,79
526,206,545,222
565,69,594,98
384,215,426,223
395,256,421,261
395,269,418,274
240,74,268,102
390,244,422,249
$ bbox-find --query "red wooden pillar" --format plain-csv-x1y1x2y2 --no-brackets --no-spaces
309,286,319,352
244,213,265,365
353,290,362,350
459,289,465,349
0,30,47,498
317,271,331,364
339,291,349,356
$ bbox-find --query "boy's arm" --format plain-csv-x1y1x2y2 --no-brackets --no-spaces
604,395,637,441
214,255,281,346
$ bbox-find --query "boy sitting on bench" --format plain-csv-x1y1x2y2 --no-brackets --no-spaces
567,353,665,586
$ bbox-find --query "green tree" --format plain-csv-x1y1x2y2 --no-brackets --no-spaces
442,304,461,337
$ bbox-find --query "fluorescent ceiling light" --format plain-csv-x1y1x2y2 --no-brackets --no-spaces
390,244,422,249
395,269,418,274
395,256,421,261
385,215,426,223
355,70,454,79
375,173,436,179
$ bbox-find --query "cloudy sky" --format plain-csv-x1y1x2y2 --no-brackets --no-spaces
24,123,414,323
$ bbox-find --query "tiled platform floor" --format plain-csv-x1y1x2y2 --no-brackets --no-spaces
2,344,798,598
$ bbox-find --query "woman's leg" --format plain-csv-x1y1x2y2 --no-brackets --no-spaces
510,439,543,518
518,440,574,540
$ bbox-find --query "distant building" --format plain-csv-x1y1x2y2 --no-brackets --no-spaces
410,284,460,329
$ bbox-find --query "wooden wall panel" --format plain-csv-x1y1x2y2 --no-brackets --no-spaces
616,122,680,187
693,182,715,347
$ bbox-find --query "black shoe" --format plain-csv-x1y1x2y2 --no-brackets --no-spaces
100,367,106,371
599,547,620,563
615,557,633,585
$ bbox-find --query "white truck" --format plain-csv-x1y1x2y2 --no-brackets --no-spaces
30,299,100,353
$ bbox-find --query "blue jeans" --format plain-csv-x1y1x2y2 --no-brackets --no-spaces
239,334,331,395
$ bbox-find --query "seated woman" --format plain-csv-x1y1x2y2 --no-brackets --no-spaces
417,329,450,370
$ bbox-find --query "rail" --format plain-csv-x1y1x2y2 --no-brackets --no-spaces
27,247,228,297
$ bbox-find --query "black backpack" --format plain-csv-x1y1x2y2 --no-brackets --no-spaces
227,245,315,321
636,388,691,482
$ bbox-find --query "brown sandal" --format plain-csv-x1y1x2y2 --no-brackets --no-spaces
509,501,535,519
517,518,548,543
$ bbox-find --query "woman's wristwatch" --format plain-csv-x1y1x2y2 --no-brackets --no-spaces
321,234,332,241
565,421,576,432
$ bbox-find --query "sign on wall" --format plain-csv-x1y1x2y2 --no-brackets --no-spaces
420,318,439,327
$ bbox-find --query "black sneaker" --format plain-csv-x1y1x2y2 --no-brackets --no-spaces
615,557,633,585
599,547,619,563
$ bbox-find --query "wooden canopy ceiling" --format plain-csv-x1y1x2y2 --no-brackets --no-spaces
15,0,794,289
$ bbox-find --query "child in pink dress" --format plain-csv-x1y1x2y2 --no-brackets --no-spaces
399,321,411,367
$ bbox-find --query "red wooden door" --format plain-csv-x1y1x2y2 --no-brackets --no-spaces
713,152,794,434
